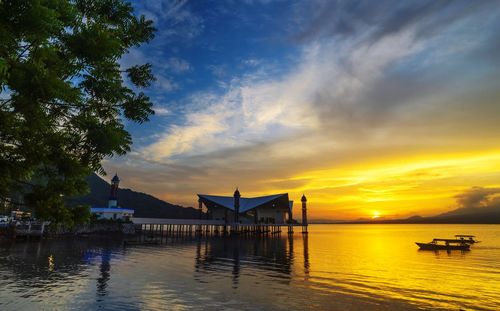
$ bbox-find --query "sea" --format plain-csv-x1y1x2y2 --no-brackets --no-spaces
0,224,499,310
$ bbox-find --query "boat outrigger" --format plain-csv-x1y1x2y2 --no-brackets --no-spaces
416,239,471,251
455,235,480,244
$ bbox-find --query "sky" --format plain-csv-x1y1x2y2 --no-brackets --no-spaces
104,0,500,220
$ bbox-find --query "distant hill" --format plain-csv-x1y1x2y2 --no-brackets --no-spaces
344,206,500,224
69,174,200,219
423,205,500,223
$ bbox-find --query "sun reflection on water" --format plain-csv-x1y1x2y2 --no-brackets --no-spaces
48,255,54,272
303,225,498,310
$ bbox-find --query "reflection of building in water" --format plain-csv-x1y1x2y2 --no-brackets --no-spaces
0,239,122,291
288,234,294,267
303,234,310,277
194,235,308,287
96,249,112,298
198,189,296,224
232,243,240,288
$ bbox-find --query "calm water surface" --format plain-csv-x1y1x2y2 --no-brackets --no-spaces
0,224,499,310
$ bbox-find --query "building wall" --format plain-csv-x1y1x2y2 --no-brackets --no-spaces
94,211,133,221
208,206,288,224
210,206,234,222
256,207,287,224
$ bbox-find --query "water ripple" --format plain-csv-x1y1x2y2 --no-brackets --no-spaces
0,225,499,310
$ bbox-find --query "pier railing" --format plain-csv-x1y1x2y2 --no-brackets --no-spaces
133,218,225,225
15,221,51,237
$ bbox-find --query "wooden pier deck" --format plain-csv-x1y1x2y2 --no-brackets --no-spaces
133,218,308,237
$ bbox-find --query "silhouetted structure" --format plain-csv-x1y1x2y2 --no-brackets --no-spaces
198,197,203,220
91,174,134,221
301,194,308,233
234,188,241,223
197,189,294,224
133,191,310,237
108,174,120,208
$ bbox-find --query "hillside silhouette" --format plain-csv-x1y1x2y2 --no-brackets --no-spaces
69,174,200,219
344,205,500,224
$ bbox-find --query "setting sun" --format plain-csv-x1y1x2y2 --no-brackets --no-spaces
372,211,381,219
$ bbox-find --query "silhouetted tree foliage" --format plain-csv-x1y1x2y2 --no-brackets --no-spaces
0,0,156,224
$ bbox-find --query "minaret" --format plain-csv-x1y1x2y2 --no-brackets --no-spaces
234,188,241,223
198,197,203,219
197,197,203,232
301,194,308,233
108,173,120,208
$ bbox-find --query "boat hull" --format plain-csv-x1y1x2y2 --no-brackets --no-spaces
415,242,470,251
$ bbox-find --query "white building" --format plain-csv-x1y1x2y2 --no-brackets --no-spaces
90,207,134,221
91,174,134,221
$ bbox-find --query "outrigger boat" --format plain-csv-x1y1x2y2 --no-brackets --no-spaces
416,238,471,251
455,235,480,244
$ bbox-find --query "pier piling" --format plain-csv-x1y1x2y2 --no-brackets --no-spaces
133,219,303,239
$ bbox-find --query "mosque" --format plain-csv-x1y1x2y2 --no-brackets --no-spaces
197,189,307,225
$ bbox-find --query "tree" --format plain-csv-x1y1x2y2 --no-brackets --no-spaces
0,0,156,224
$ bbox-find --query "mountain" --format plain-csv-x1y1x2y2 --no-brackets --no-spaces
69,174,200,219
425,205,500,223
344,206,500,224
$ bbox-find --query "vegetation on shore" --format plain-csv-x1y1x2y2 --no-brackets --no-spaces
0,0,156,225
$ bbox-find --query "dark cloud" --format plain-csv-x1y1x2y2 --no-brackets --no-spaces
293,0,494,44
301,0,500,136
455,187,500,209
471,27,500,68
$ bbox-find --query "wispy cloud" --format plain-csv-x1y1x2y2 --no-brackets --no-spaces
106,1,500,219
136,0,204,42
207,64,228,79
152,106,170,116
155,76,178,92
162,57,192,74
241,58,263,67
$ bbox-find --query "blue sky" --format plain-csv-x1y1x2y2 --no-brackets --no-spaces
121,0,302,147
106,0,500,220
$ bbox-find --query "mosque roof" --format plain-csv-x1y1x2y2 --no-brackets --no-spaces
197,193,291,213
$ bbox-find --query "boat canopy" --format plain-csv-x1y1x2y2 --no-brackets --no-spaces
455,235,475,237
432,238,468,243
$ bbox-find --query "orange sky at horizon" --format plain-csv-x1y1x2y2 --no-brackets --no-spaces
274,149,500,220
107,148,500,221
228,150,500,220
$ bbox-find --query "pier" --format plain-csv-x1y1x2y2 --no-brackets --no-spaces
16,221,50,237
8,221,51,238
133,191,309,238
133,218,305,237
